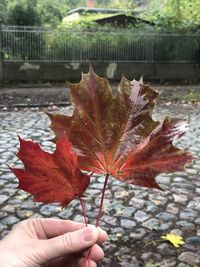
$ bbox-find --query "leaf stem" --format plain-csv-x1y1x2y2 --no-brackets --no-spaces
96,172,109,227
80,197,90,267
83,173,110,267
79,197,88,226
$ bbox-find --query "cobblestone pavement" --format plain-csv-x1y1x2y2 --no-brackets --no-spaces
0,103,200,267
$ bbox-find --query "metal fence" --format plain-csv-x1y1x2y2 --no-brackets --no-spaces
1,25,200,62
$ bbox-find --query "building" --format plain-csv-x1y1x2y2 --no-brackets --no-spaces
63,7,153,28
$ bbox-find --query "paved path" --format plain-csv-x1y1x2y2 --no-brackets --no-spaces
1,83,200,107
0,103,200,267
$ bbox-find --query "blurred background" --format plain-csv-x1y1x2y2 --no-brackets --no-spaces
0,0,200,85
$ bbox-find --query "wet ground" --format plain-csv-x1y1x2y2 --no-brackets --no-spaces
0,99,200,266
1,83,200,108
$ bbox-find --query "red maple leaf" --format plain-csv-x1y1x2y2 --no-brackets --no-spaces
48,67,193,189
11,135,90,207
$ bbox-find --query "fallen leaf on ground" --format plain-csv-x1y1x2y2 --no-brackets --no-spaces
161,233,185,247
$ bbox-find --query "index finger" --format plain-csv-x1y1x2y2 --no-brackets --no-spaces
31,218,85,238
28,218,107,243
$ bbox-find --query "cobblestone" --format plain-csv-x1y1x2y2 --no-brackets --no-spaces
121,218,136,229
0,103,200,266
134,210,150,222
178,252,200,266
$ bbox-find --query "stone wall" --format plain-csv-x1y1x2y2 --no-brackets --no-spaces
1,61,200,83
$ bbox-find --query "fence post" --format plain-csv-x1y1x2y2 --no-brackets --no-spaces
145,35,154,62
0,25,3,86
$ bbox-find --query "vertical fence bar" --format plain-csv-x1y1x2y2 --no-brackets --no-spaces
0,25,3,85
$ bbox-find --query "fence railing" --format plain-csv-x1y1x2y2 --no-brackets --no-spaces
1,26,200,62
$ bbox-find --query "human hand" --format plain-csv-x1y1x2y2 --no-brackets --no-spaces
0,218,107,267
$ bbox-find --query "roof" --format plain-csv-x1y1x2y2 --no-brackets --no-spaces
95,13,154,27
63,7,154,27
95,14,138,27
67,7,135,15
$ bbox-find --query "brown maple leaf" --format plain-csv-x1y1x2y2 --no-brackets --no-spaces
11,135,90,207
48,67,193,189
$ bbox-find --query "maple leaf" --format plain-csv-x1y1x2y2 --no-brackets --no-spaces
47,67,193,189
11,135,90,207
161,234,185,248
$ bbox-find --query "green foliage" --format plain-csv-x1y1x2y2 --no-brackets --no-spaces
36,0,63,27
95,0,112,5
0,0,6,24
1,0,200,33
145,0,200,33
6,0,40,26
103,0,139,9
3,30,46,61
36,0,72,27
49,24,153,61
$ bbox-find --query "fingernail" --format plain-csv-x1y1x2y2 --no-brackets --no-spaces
82,227,97,242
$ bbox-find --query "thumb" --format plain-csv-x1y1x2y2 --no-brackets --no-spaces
38,226,99,261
